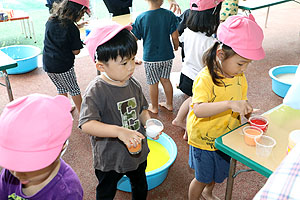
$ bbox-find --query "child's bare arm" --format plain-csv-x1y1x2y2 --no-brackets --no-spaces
193,100,253,118
171,30,179,51
72,50,80,55
81,120,145,147
139,109,151,126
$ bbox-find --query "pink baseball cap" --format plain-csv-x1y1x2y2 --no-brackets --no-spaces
69,0,90,14
84,21,132,62
0,94,73,172
190,0,224,11
217,14,265,60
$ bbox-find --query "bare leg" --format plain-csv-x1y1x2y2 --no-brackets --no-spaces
71,94,82,113
159,78,173,111
172,97,191,129
135,57,142,65
59,93,75,112
202,182,220,200
148,83,159,114
188,178,206,200
59,93,68,97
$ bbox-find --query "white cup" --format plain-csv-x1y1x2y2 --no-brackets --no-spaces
255,135,276,157
146,119,163,138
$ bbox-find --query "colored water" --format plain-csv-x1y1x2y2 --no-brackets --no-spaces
245,129,261,136
146,125,163,138
276,73,295,85
244,128,262,146
146,139,170,172
251,119,267,125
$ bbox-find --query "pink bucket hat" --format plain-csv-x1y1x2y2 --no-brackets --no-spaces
217,14,265,60
84,21,132,62
190,0,224,11
0,94,73,172
69,0,90,14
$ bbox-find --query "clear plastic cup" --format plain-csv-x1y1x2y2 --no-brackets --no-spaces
249,115,269,133
242,126,263,146
146,119,164,138
127,141,142,155
255,135,276,157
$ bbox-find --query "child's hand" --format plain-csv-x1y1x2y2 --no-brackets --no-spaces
117,128,145,148
229,100,253,116
151,131,162,140
169,1,181,14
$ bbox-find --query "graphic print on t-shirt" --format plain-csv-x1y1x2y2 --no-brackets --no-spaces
8,193,27,200
117,97,140,131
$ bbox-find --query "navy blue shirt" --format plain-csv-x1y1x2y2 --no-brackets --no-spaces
131,8,179,62
43,18,83,73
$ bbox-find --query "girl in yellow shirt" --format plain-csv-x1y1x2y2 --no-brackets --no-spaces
187,14,265,200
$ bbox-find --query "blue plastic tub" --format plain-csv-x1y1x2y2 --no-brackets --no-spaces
0,45,41,75
117,133,177,192
269,65,298,98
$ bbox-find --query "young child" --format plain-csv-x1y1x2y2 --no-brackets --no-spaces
80,22,156,200
186,14,265,200
43,0,90,113
131,0,179,114
0,93,83,199
172,0,223,140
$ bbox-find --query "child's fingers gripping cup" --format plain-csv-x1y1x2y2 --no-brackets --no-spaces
146,119,164,138
242,126,263,146
127,139,142,155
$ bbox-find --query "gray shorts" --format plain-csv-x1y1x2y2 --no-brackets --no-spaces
47,67,81,96
144,59,173,85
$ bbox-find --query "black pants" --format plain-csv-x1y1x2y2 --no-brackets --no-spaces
95,161,147,200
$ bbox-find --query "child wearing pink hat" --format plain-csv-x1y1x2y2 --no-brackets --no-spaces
43,0,90,113
173,0,223,140
0,94,83,199
80,21,157,200
186,14,265,200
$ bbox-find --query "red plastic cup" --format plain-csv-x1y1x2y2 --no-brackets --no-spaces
249,115,269,133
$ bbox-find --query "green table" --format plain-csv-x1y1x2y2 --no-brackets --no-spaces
215,104,300,200
0,50,17,102
238,0,299,27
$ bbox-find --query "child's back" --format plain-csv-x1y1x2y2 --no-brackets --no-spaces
131,0,179,114
132,7,178,62
179,1,222,92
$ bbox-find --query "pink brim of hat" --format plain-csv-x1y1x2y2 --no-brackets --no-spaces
190,0,224,11
84,22,132,62
233,46,265,61
0,144,63,172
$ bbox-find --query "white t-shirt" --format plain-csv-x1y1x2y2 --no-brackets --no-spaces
180,28,215,80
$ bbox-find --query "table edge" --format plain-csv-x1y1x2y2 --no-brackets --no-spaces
238,0,292,10
215,123,272,177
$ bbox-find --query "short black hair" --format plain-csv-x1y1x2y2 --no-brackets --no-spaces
186,3,222,37
95,29,138,63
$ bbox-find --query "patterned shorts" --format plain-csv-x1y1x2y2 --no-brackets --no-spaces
144,59,173,85
47,67,81,96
